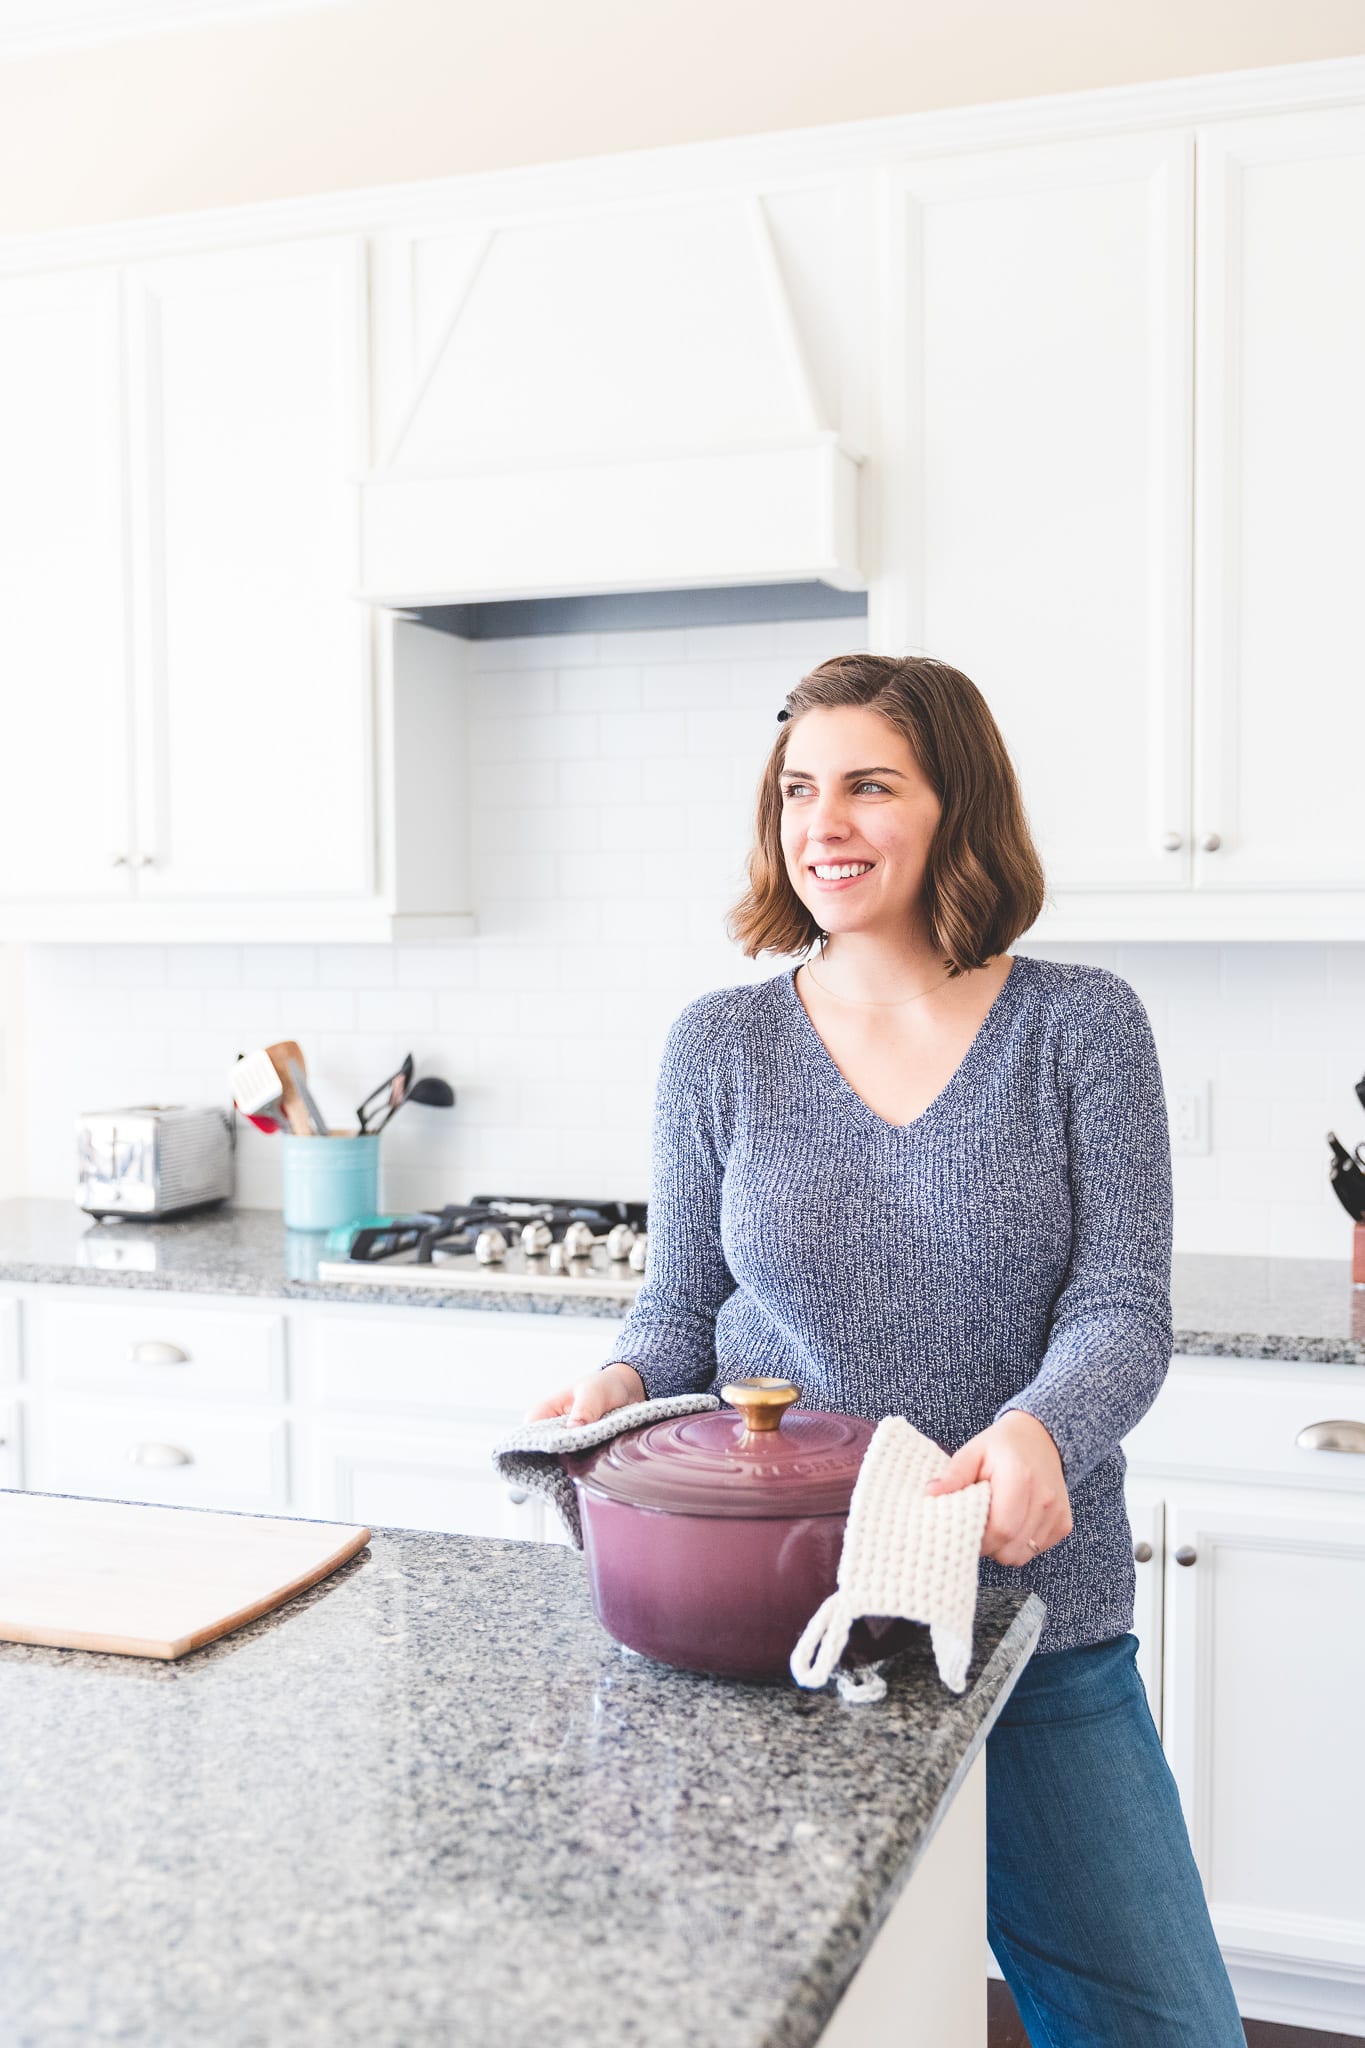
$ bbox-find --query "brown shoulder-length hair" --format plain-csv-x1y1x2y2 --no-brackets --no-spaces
726,653,1045,974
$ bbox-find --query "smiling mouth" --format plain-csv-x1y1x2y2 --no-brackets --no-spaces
809,861,875,884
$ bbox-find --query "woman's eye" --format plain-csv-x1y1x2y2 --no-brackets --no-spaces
781,780,889,799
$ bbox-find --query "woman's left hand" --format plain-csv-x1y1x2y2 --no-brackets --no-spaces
924,1411,1073,1565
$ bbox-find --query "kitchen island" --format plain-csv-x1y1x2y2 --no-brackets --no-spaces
0,1510,1043,2048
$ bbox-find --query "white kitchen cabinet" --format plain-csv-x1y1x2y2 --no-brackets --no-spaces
0,1400,20,1489
25,1394,290,1512
1124,1475,1166,1729
0,268,134,904
289,1303,610,1538
25,1293,286,1402
0,242,473,944
122,236,373,906
1191,105,1365,895
298,1416,551,1540
881,131,1195,898
1161,1484,1365,1981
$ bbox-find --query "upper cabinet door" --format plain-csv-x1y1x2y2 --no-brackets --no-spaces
123,237,373,900
1192,108,1365,892
0,268,134,901
882,133,1194,894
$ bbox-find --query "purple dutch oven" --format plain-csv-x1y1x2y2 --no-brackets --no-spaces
558,1375,919,1683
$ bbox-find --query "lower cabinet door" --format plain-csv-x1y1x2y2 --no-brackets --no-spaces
0,1399,19,1489
1162,1484,1365,1976
1124,1476,1165,1731
297,1417,554,1542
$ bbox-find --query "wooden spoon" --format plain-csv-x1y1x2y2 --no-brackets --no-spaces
266,1040,315,1137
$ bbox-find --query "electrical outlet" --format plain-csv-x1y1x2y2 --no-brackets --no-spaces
1169,1081,1211,1156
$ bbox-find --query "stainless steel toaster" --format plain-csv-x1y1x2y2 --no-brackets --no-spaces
76,1106,235,1219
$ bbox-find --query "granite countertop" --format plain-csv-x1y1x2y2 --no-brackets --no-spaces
0,1517,1043,2048
0,1197,1360,1362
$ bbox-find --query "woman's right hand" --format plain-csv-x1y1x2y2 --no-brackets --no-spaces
525,1361,646,1425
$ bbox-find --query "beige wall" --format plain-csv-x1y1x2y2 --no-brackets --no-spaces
1,0,1363,239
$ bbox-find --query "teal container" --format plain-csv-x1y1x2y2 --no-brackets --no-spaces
280,1134,380,1233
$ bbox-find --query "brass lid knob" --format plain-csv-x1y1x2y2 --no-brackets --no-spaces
719,1377,800,1435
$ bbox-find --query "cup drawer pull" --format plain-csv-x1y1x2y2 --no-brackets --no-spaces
127,1341,190,1367
128,1442,194,1468
1295,1419,1365,1455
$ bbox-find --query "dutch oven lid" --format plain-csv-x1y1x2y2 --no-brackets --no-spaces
566,1377,875,1518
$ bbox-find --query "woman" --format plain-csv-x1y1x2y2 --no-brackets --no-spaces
529,653,1244,2046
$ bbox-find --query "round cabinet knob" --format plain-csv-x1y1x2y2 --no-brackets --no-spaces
109,851,128,867
1161,832,1183,852
1199,832,1222,853
131,853,155,868
506,1485,530,1506
1175,1544,1197,1567
129,1442,193,1468
127,1340,190,1366
720,1376,800,1437
1133,1540,1154,1563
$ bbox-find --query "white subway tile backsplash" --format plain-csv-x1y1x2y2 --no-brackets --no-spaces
241,945,316,989
598,711,687,759
16,623,1363,1257
356,990,435,1034
558,757,643,805
317,947,398,990
470,669,556,717
92,947,167,989
556,667,642,713
395,948,477,990
167,945,242,989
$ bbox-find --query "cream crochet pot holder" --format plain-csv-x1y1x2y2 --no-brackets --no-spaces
789,1416,992,1698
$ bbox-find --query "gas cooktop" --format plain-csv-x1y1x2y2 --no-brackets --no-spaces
314,1194,648,1298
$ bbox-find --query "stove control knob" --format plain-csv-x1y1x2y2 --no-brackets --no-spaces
474,1227,509,1265
628,1233,648,1273
520,1219,554,1256
548,1243,566,1273
561,1220,596,1260
604,1223,636,1262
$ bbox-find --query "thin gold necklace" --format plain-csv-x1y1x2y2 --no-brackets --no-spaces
803,956,956,1007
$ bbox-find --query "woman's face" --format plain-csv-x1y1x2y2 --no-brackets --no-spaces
778,705,943,940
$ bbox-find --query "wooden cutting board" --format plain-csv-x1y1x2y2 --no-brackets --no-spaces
0,1494,371,1660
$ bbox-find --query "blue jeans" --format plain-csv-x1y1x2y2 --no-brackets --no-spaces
986,1632,1245,2046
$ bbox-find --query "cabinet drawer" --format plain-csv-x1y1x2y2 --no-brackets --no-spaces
290,1308,616,1421
297,1415,551,1540
27,1397,288,1512
26,1296,285,1402
1125,1358,1365,1492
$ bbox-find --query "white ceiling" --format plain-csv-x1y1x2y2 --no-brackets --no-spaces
0,0,345,57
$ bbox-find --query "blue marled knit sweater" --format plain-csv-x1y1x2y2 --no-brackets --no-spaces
606,952,1174,1657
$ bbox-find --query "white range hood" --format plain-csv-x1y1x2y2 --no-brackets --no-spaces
356,188,867,607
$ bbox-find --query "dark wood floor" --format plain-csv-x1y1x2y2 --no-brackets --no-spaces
988,1977,1361,2045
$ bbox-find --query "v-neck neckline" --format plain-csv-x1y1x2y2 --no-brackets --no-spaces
777,952,1028,1138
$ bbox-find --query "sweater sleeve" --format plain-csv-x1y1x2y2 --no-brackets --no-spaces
604,994,739,1399
993,971,1173,1490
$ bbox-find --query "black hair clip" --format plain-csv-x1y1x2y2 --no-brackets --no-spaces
776,707,791,722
